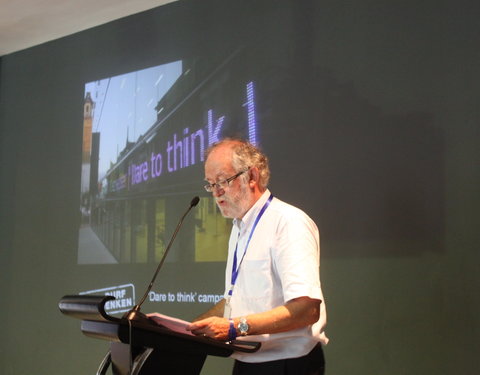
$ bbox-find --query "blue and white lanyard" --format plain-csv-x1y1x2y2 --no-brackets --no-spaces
226,194,273,307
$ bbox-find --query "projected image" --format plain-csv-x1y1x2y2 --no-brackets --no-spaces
78,53,260,265
74,35,444,319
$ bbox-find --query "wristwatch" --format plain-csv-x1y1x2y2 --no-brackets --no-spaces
237,317,249,336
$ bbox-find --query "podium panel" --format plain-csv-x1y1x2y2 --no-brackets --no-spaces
59,295,260,375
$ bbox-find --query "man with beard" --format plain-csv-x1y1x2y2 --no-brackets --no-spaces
187,138,328,375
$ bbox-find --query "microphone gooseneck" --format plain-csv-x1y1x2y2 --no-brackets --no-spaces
124,196,200,322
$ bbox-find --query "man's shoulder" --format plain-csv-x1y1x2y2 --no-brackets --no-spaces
270,197,314,223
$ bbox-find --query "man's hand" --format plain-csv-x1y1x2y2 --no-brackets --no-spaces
187,316,231,341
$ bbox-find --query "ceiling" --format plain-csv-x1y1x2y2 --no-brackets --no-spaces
0,0,177,56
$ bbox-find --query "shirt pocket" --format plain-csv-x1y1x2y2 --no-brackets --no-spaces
237,258,273,299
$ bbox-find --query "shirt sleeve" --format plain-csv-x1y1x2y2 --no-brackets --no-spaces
272,207,322,303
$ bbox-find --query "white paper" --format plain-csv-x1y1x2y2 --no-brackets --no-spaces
147,312,194,336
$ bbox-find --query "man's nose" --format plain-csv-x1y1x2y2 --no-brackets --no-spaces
212,187,224,197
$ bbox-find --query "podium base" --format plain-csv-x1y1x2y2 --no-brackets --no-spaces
106,342,206,375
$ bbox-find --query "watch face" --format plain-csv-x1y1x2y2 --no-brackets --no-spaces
238,319,249,335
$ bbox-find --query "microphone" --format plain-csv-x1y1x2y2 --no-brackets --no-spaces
124,196,200,322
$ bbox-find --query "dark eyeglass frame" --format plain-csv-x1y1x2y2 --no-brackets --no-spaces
204,169,249,192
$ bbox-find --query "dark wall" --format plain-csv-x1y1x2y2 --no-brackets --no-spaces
0,1,479,374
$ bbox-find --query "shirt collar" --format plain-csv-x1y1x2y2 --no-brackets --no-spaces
233,189,272,231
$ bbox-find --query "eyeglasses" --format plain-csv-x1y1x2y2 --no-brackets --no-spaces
204,170,249,192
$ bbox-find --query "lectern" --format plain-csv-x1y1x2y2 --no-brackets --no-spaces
59,295,260,375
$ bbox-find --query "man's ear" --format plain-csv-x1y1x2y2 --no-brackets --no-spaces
249,167,260,188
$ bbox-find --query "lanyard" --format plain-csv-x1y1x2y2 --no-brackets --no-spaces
228,193,273,298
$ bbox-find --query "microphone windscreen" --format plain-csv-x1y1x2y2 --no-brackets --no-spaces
190,196,200,207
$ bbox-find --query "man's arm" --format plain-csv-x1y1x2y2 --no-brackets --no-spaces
187,296,320,341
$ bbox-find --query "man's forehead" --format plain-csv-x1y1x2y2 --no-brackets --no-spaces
206,145,233,165
204,163,235,179
205,156,235,178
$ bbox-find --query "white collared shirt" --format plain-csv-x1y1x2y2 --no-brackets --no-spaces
224,190,328,362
